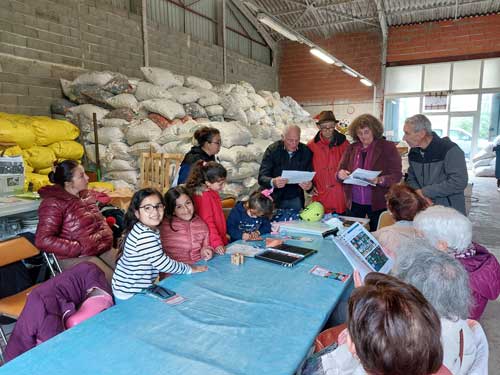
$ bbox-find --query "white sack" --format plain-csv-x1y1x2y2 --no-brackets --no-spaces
125,119,162,145
85,127,124,145
106,94,139,111
168,86,201,104
185,76,212,90
141,67,182,89
135,82,173,101
141,99,185,120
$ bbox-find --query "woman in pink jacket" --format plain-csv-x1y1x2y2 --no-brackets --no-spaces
186,160,228,254
160,185,214,264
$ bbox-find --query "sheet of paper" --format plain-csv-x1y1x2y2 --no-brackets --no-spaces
281,170,316,184
225,243,262,257
343,168,381,187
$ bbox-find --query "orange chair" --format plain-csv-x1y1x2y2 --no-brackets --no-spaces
376,210,396,230
313,323,347,353
0,237,41,359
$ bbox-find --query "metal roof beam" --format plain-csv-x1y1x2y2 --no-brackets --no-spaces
233,0,277,51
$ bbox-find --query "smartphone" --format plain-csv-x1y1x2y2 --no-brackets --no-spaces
145,285,176,300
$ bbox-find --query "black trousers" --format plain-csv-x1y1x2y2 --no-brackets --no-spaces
348,202,384,232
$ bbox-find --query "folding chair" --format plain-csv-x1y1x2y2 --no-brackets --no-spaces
0,237,41,360
140,152,183,193
376,210,396,230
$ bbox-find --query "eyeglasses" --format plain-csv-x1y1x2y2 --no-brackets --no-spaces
209,141,222,146
320,126,335,131
139,203,165,213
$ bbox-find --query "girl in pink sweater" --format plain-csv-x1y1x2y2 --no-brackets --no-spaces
186,161,228,254
160,185,214,264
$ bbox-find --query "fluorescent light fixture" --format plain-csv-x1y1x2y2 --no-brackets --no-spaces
256,13,299,42
310,48,335,64
333,61,343,67
342,67,358,78
360,78,373,86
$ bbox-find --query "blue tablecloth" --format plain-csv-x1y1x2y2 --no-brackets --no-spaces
1,236,353,375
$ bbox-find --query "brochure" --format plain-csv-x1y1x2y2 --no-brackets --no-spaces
343,168,381,187
332,222,392,279
281,170,316,184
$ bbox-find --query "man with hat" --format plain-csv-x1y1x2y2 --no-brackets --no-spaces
307,111,349,214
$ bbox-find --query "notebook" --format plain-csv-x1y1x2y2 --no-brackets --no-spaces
255,243,317,267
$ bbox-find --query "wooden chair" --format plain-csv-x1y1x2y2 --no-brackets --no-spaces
0,237,41,359
140,152,183,194
377,210,396,230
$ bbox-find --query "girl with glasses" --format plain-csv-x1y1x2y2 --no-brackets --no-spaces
112,188,207,302
160,185,214,266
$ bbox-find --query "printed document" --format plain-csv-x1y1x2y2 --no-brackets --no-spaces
281,170,316,184
343,168,381,187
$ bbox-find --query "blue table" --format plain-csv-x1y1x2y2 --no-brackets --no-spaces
1,237,353,375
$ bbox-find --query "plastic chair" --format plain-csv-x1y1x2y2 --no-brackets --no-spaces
377,210,396,230
140,152,183,193
313,323,347,353
0,237,40,359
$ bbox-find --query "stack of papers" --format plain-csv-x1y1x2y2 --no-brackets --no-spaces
281,170,316,184
343,168,381,187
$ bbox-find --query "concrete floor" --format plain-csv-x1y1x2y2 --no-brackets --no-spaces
468,175,500,375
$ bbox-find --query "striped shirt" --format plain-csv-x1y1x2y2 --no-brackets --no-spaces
112,222,191,300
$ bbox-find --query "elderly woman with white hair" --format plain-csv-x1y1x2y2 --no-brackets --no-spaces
413,205,500,320
391,240,480,375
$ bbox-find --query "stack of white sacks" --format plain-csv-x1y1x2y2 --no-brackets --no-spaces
472,135,500,177
54,67,317,198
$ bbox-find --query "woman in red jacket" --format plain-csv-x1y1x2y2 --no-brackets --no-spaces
186,160,228,255
160,185,214,264
35,160,114,281
307,111,349,214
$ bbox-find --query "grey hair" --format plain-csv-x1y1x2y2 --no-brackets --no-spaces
405,114,432,135
282,124,301,137
391,239,471,320
413,205,472,253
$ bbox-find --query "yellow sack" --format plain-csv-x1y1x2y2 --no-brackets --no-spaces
88,181,115,192
32,117,80,146
24,163,34,173
0,117,36,149
36,167,53,175
23,146,56,170
2,145,23,156
25,173,51,192
48,141,84,160
56,158,81,164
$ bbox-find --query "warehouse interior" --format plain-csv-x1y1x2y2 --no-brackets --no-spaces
1,0,500,373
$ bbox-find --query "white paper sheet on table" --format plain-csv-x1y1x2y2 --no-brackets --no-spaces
343,168,381,187
281,170,316,184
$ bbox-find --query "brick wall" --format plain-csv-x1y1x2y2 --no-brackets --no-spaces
387,13,500,65
0,0,277,115
279,32,382,119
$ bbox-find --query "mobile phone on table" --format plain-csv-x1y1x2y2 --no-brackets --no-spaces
144,285,176,300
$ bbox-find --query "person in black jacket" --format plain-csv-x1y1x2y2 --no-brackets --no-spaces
177,127,221,184
258,125,313,209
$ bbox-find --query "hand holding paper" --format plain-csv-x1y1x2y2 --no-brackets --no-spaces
343,168,381,187
281,170,316,184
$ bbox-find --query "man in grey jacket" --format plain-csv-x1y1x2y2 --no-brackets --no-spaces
403,114,468,215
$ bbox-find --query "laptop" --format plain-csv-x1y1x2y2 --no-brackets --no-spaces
255,244,317,267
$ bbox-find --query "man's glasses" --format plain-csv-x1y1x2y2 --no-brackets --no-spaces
139,203,165,213
320,126,335,131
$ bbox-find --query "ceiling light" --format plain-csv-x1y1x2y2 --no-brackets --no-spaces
333,61,343,67
342,67,358,78
256,13,299,42
310,48,335,64
360,78,373,86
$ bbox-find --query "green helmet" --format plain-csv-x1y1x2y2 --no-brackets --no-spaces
300,201,325,222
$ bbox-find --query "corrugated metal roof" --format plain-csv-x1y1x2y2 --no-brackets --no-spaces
245,0,500,39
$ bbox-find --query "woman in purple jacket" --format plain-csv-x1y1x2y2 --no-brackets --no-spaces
414,205,500,320
337,114,402,231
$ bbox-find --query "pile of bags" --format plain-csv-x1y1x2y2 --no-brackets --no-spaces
54,67,317,197
0,112,82,191
472,136,500,177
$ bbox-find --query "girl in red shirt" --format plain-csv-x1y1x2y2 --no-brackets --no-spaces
186,161,228,254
